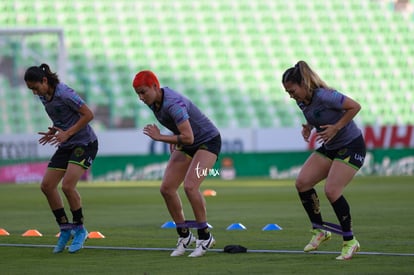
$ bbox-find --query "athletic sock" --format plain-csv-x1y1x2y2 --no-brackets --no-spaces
53,208,69,226
71,208,84,225
331,195,353,241
175,223,190,238
197,222,210,240
298,189,324,227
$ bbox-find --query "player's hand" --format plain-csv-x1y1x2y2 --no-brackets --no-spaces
316,125,339,143
49,127,71,146
143,124,161,141
38,127,57,145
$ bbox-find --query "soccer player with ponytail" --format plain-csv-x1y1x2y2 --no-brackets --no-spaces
282,61,366,260
24,64,98,253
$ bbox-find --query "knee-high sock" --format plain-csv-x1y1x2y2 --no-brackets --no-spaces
298,188,323,226
331,195,353,241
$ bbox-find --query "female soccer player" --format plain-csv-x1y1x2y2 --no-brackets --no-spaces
24,64,98,253
282,61,366,260
132,70,221,257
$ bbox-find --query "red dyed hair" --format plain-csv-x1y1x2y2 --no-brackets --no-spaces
132,70,160,89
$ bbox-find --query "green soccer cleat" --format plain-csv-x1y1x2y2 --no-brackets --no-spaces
336,239,360,260
304,229,332,252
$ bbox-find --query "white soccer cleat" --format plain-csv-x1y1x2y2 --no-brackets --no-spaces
170,232,196,257
188,234,215,257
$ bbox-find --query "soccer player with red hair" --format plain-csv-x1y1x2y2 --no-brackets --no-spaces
133,70,221,257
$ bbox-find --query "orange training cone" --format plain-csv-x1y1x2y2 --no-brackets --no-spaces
0,228,10,236
203,189,217,197
88,231,105,239
22,229,43,237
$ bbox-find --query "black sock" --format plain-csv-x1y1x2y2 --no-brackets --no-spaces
52,208,69,225
71,208,84,225
298,189,323,226
197,227,210,240
331,196,353,241
176,227,190,238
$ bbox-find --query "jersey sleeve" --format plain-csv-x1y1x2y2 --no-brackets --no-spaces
62,88,85,111
167,99,190,125
323,90,345,109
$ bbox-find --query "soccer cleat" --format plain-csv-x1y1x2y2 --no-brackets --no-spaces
53,229,72,253
68,225,88,253
170,232,196,256
188,234,215,257
304,229,332,252
336,239,360,260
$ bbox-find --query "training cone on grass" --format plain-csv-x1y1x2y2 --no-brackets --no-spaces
203,189,217,197
262,224,283,231
226,223,247,230
88,231,105,239
161,221,176,228
0,228,10,236
22,229,43,237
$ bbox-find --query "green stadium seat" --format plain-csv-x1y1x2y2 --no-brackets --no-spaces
1,0,413,132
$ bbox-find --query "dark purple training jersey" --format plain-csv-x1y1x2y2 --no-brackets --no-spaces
39,83,97,148
149,87,219,148
298,88,362,150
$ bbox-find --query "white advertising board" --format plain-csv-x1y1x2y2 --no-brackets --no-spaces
1,125,413,160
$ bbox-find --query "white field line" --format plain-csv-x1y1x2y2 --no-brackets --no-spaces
0,243,413,257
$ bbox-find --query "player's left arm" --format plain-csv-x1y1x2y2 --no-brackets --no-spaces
175,119,194,145
52,104,94,144
143,119,194,145
318,96,361,142
334,96,361,131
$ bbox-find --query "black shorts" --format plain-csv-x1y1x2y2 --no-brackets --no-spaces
176,135,221,158
316,135,366,170
48,140,98,170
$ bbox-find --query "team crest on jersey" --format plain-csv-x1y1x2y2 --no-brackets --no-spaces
74,147,85,157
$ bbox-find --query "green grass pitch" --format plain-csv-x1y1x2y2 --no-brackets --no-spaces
0,176,413,274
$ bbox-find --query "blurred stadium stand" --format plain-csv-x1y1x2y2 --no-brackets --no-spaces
0,0,413,133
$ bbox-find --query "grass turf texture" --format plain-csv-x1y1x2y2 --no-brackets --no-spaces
0,176,413,274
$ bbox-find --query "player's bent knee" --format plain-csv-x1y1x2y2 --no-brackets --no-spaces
160,185,176,198
61,184,76,195
324,188,341,203
295,178,312,192
183,182,200,195
40,183,49,194
40,181,55,194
